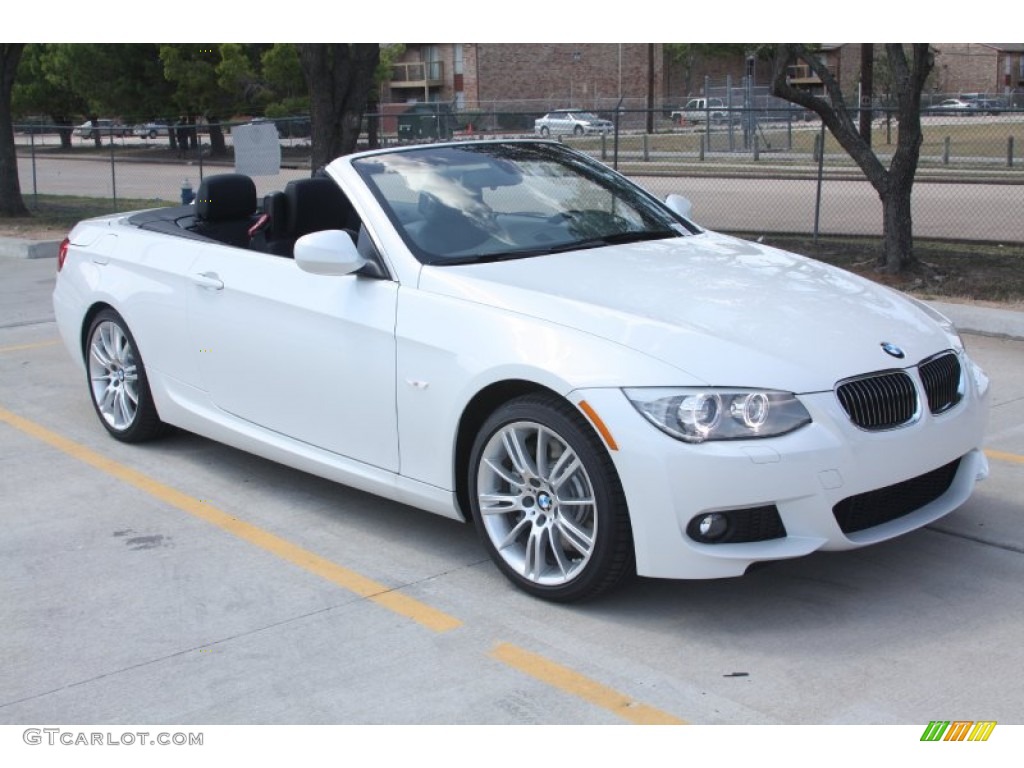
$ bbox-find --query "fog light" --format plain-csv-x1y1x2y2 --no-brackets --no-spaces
695,512,729,541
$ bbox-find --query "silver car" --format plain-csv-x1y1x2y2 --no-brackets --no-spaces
534,110,612,137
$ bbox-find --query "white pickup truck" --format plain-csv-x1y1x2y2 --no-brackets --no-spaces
671,98,733,125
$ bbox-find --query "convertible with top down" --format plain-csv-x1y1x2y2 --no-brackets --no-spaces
53,139,990,601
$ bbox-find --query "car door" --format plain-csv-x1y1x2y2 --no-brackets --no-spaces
188,246,399,472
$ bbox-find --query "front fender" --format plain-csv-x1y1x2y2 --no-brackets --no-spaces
395,287,696,491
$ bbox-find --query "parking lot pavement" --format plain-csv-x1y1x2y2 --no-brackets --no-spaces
2,255,1023,727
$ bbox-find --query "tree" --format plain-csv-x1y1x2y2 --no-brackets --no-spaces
160,44,259,157
12,44,89,149
770,43,934,274
14,44,175,149
261,43,308,117
0,44,28,217
298,44,380,170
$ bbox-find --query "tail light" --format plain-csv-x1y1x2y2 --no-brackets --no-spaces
57,237,70,272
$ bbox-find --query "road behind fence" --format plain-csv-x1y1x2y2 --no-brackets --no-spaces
13,110,1024,246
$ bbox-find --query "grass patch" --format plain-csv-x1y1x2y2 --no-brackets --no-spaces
7,194,175,231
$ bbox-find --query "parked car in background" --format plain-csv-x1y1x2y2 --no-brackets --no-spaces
534,110,613,137
926,99,974,115
274,117,311,139
672,98,736,125
963,96,1003,114
75,119,130,139
134,121,170,139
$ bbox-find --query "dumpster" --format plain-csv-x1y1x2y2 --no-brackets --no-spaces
397,103,454,141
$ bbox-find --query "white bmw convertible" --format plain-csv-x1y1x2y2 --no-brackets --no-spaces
53,140,990,601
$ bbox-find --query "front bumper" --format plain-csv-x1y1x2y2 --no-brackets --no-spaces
573,355,990,580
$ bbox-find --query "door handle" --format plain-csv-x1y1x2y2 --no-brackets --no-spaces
193,271,224,291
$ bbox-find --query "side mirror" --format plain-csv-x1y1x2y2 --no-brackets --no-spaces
294,230,367,276
664,194,694,221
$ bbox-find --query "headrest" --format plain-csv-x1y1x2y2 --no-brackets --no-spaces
195,174,257,222
284,177,350,235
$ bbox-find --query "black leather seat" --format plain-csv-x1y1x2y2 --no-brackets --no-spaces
263,177,360,257
191,174,258,248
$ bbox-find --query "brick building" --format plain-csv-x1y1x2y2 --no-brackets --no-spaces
381,43,1024,113
797,44,1024,100
385,44,666,111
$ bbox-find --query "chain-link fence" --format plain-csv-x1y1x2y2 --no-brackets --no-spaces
13,109,1024,245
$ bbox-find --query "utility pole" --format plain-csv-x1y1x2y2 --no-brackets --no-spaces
860,43,874,148
646,44,655,134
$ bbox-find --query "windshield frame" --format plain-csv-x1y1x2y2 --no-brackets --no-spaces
351,140,697,266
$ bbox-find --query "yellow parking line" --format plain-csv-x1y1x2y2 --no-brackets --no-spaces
985,449,1024,465
491,642,686,725
0,406,461,634
1,406,693,722
0,339,60,354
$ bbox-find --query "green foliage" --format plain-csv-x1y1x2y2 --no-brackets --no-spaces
375,44,405,90
12,44,86,120
260,44,307,116
12,42,379,128
159,44,225,116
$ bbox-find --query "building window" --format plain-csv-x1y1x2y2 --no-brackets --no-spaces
454,44,463,76
424,45,441,81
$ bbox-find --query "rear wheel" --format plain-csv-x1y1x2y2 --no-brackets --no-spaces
86,309,167,442
573,124,585,136
539,126,550,137
468,394,634,601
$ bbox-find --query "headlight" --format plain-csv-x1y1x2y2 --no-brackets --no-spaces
624,388,812,444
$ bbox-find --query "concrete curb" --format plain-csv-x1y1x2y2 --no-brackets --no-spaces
0,237,60,260
2,237,1022,340
931,301,1024,341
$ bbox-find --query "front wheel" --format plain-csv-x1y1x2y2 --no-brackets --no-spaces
86,309,167,442
468,394,634,601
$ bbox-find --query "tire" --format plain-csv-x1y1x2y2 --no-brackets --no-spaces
573,125,584,136
468,393,634,602
85,309,167,443
148,129,157,139
539,126,550,137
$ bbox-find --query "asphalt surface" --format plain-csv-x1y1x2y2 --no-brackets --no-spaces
1,254,1023,732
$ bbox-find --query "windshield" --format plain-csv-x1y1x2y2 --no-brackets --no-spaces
352,141,694,265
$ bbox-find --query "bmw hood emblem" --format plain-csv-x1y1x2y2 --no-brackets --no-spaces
881,342,905,359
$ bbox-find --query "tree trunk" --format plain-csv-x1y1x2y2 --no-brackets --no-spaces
366,99,380,149
770,43,932,274
88,113,103,148
56,118,73,150
207,117,227,157
298,44,380,171
879,180,914,272
0,44,28,217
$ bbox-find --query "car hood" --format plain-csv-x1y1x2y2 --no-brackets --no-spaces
417,231,956,392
